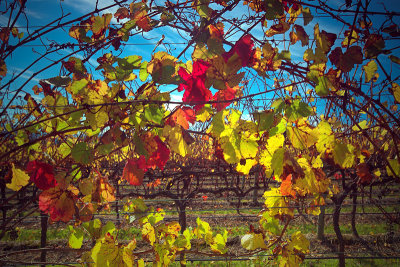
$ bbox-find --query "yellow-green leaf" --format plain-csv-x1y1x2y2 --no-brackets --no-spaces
363,60,378,82
68,226,84,249
392,83,400,103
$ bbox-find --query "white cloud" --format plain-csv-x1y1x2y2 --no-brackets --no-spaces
62,0,117,14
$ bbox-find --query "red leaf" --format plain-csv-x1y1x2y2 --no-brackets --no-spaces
114,7,130,22
39,186,78,222
39,80,55,97
146,136,170,170
213,84,238,111
26,160,57,190
223,35,255,67
122,157,146,186
178,60,212,110
356,163,373,185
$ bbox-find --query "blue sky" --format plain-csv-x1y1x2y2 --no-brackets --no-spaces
1,0,400,118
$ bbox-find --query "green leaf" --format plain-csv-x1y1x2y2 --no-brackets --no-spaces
196,0,212,19
97,143,114,156
264,0,284,20
91,233,125,266
68,226,84,249
83,219,102,239
333,142,355,168
271,147,285,178
71,142,93,164
117,55,142,70
315,76,331,96
101,221,116,237
253,111,274,131
277,50,291,60
364,34,385,59
269,117,287,136
363,60,378,82
70,79,89,94
42,76,72,87
86,108,109,130
139,61,149,81
6,164,30,191
144,104,163,124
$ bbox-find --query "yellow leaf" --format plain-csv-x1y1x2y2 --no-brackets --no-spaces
241,233,267,250
163,125,191,157
236,158,257,175
7,164,30,191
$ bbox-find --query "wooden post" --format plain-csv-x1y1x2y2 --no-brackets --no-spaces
252,170,259,206
40,212,48,267
116,181,120,226
317,193,326,240
176,200,187,267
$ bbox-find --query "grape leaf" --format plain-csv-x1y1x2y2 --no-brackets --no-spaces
241,233,267,250
26,160,57,190
289,231,309,253
271,147,285,178
302,7,313,26
223,35,255,67
71,142,93,164
314,24,337,54
290,25,309,47
391,83,400,103
167,107,195,130
39,185,79,222
212,85,239,111
333,142,355,168
280,174,296,198
91,232,132,266
114,7,130,22
364,34,385,59
315,76,333,96
142,223,156,245
387,159,400,178
146,136,170,170
163,125,192,157
122,157,145,186
68,226,84,249
6,164,30,191
363,60,378,82
178,60,212,110
0,59,7,78
130,3,152,32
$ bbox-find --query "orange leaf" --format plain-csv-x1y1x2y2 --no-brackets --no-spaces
39,185,78,222
168,107,195,129
122,157,145,186
280,174,296,199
